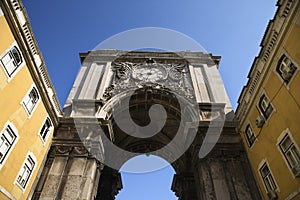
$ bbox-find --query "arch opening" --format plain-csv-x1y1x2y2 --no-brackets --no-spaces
97,85,200,172
116,155,178,200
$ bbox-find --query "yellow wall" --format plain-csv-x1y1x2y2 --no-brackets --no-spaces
241,22,300,199
285,23,300,107
0,16,14,56
0,9,53,200
0,192,9,200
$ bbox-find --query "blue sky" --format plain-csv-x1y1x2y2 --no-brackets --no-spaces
22,1,277,199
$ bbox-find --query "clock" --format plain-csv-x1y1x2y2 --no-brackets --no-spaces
132,66,167,82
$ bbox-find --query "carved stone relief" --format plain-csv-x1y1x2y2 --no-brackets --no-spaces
102,58,195,102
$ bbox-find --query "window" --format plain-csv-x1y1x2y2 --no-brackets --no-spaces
258,94,273,120
39,117,52,142
276,55,297,84
16,153,36,189
279,134,300,171
22,86,39,116
245,124,256,147
0,46,22,77
0,123,18,166
259,162,277,192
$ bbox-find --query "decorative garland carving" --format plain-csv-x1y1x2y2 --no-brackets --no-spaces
55,146,72,155
53,145,90,156
72,146,89,156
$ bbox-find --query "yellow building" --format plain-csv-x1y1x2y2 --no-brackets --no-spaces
236,0,300,199
0,0,61,199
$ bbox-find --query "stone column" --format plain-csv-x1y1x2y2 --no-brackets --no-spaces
193,153,262,200
95,166,122,200
194,160,216,200
35,146,101,200
58,158,98,199
172,172,198,200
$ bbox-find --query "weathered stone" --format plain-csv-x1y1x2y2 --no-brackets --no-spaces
33,50,261,200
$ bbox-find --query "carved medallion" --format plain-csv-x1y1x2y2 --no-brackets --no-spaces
132,66,167,82
102,58,195,101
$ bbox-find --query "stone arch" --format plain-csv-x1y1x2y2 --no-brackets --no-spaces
93,85,200,199
32,50,262,200
97,85,199,166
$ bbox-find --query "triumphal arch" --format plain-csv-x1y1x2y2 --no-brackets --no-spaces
32,50,261,200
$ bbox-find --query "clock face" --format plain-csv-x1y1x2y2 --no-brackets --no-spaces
132,67,166,82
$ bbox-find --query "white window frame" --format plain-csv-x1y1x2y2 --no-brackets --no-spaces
21,84,40,117
0,121,19,170
258,160,279,193
0,7,3,17
38,116,53,144
277,129,300,177
15,152,37,192
244,123,256,148
257,92,274,121
0,42,25,82
276,54,297,85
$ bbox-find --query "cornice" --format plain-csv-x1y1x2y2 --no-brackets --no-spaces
235,0,299,128
79,50,221,67
0,0,62,125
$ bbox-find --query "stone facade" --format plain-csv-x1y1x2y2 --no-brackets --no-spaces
33,50,261,199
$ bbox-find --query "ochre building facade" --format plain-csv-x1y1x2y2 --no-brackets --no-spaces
0,0,61,199
236,0,300,199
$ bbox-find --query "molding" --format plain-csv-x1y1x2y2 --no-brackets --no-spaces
0,41,26,82
0,185,16,200
20,83,41,119
285,187,300,200
0,121,19,170
276,129,300,178
37,115,53,145
257,159,280,193
0,6,3,16
0,0,62,125
255,90,276,123
273,50,299,89
236,0,299,127
14,151,37,193
243,121,258,149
